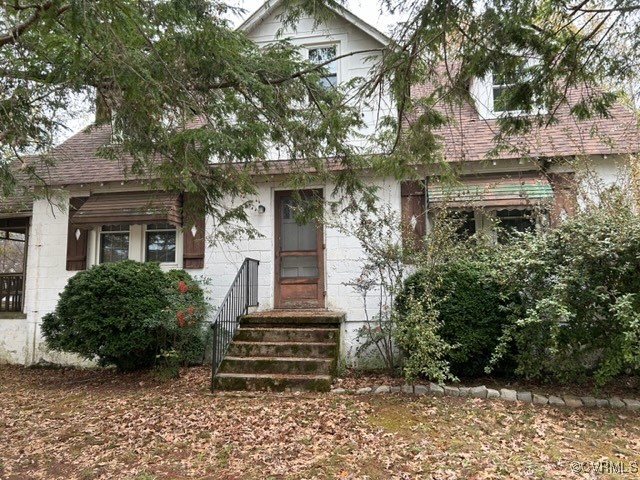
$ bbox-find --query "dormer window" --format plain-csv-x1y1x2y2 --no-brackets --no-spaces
472,72,524,119
471,60,544,119
308,45,338,88
492,73,518,114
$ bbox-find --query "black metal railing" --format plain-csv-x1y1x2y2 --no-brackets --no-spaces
0,273,24,312
210,258,259,392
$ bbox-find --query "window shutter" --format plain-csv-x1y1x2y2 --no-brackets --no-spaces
548,173,577,226
182,193,206,269
66,197,89,271
400,180,426,248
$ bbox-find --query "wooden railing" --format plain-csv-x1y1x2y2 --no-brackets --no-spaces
0,273,24,312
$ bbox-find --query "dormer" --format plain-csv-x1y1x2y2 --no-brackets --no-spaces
237,0,389,90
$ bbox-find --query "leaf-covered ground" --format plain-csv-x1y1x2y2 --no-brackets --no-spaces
1,365,639,480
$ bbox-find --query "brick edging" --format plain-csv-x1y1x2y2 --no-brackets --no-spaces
330,383,640,410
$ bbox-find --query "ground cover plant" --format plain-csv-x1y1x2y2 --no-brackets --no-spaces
1,365,639,480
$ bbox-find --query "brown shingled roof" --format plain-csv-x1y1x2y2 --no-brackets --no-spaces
29,125,140,186
30,80,639,188
412,82,640,162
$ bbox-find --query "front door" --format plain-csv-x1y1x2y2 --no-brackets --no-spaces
274,190,324,309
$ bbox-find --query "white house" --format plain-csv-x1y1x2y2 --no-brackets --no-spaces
0,0,638,372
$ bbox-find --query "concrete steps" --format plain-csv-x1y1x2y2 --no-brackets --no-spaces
213,310,343,392
215,373,333,392
227,341,338,358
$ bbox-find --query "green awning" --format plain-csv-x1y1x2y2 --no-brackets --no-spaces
427,174,553,208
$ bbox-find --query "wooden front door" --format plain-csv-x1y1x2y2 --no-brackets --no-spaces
274,190,324,309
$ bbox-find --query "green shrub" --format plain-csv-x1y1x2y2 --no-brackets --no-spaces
492,201,640,386
42,261,208,371
152,269,209,368
397,257,512,378
394,289,456,383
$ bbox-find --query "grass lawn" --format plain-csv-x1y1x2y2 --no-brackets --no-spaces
1,365,639,479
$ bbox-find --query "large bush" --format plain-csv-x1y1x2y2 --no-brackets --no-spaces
397,256,512,378
492,201,640,386
42,261,208,371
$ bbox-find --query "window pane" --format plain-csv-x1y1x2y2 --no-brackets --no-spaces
101,224,129,232
281,255,319,278
319,74,337,88
448,210,476,239
309,46,337,88
0,229,26,273
497,209,535,243
146,225,176,263
100,232,129,263
493,86,506,111
280,196,317,251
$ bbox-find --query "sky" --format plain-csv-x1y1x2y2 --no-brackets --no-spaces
226,0,396,33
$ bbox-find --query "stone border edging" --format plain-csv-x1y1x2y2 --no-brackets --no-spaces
330,383,640,411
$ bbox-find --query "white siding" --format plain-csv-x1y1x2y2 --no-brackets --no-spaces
0,194,92,365
203,176,402,366
246,6,393,154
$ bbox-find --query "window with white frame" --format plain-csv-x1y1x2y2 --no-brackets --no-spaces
96,223,179,265
308,45,338,88
145,223,177,263
471,60,544,119
99,224,130,263
491,73,518,114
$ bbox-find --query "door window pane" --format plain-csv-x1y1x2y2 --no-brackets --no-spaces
281,255,319,278
280,197,317,251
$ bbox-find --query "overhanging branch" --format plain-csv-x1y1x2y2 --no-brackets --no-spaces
0,1,71,48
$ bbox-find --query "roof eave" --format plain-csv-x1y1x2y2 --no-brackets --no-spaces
237,0,390,46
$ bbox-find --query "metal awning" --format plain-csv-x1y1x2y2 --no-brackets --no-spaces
427,174,553,208
71,191,182,227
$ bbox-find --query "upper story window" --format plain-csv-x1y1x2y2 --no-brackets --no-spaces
491,73,518,114
471,60,544,119
308,45,338,88
100,224,130,263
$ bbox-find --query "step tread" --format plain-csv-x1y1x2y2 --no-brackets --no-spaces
224,356,334,362
216,372,332,380
238,325,338,332
231,341,337,346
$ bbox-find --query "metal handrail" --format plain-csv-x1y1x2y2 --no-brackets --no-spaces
210,258,260,392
